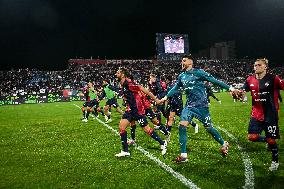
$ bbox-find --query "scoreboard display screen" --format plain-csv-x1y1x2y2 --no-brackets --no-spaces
156,33,189,55
164,36,184,53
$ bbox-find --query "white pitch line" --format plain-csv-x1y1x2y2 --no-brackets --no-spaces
216,125,254,189
73,104,200,189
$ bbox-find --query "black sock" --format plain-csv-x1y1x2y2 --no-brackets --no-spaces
100,109,105,116
130,125,136,140
86,111,90,119
150,130,164,145
92,110,98,117
159,124,169,135
167,125,172,132
270,143,279,162
120,131,128,152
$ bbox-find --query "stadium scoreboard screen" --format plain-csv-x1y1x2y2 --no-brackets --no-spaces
156,33,189,56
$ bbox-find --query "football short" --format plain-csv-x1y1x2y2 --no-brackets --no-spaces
106,97,120,108
248,117,280,139
166,103,183,117
145,108,156,120
87,99,99,108
122,111,148,127
180,106,212,127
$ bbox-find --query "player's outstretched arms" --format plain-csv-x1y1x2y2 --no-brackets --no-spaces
139,85,159,103
229,88,244,101
156,96,168,105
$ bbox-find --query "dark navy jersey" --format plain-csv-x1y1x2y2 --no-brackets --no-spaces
149,80,167,99
167,81,183,107
243,73,284,122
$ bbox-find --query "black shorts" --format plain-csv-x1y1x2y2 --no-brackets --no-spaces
87,99,99,108
166,103,182,117
248,117,280,139
145,108,156,120
106,98,120,108
122,111,148,127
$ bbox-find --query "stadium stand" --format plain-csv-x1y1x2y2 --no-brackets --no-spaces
1,59,283,98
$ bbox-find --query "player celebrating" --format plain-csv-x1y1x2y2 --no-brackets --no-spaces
101,79,123,123
241,58,284,171
128,91,170,145
165,77,199,134
115,67,167,157
148,74,167,125
205,81,221,105
158,54,239,163
82,82,100,122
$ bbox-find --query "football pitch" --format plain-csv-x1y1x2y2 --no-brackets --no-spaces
1,92,284,189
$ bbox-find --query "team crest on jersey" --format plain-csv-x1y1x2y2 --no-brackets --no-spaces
265,82,269,87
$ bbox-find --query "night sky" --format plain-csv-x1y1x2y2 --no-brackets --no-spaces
1,0,284,70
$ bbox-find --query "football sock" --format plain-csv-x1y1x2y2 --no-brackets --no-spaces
158,124,169,135
120,130,128,152
100,109,105,116
179,125,187,153
167,125,172,132
150,130,164,145
270,143,279,162
130,124,136,140
206,126,224,145
92,109,98,117
86,111,90,119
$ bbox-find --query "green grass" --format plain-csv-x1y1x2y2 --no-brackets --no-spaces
0,92,284,188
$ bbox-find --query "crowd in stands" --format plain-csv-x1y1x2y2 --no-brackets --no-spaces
1,59,283,96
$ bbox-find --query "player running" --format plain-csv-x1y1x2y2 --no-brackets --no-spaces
240,58,284,171
128,91,170,145
158,54,239,163
101,79,123,123
114,67,167,157
165,77,199,134
82,82,100,122
205,81,222,105
148,74,168,125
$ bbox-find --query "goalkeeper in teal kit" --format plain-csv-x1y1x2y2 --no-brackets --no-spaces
158,55,239,163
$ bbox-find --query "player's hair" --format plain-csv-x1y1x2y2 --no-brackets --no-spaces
103,79,109,83
118,67,130,77
256,58,269,66
150,73,157,78
182,54,194,61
